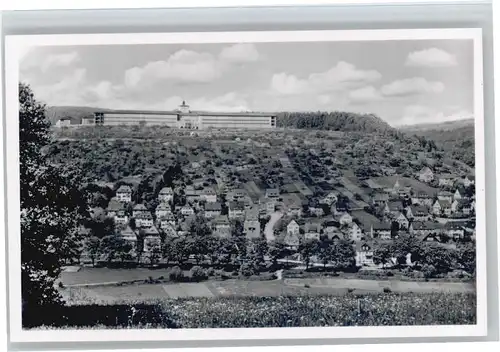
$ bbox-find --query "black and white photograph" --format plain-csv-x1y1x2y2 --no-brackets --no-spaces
4,29,487,342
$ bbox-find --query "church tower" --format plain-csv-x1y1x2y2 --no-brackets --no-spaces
179,100,190,114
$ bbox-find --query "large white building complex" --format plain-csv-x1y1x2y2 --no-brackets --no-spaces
79,101,277,130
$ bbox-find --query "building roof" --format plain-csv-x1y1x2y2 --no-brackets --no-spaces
159,187,173,195
412,221,443,230
372,193,389,201
409,205,429,214
304,223,321,233
144,226,160,236
133,204,148,211
438,190,454,196
107,200,125,211
214,215,230,225
116,185,132,193
288,220,299,228
205,202,222,211
136,212,153,219
229,201,245,211
156,203,171,210
355,241,373,252
420,166,433,174
438,173,456,179
373,222,392,230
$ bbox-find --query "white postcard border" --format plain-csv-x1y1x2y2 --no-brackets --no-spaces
4,28,487,343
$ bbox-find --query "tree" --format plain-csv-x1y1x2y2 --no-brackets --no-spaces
85,236,101,267
100,234,126,265
420,243,457,274
299,239,319,269
331,240,356,269
318,238,334,269
373,241,394,268
268,240,287,267
20,83,89,313
146,240,162,266
393,233,424,265
456,243,476,275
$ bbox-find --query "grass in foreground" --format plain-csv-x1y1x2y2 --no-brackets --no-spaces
25,292,476,329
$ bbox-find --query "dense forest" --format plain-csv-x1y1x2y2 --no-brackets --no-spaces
403,124,475,168
276,111,393,134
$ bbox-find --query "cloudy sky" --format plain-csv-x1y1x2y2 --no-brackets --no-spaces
19,39,474,126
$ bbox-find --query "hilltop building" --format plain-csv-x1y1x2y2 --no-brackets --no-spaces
85,101,277,130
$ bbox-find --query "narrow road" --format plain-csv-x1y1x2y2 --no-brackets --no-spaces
264,211,283,242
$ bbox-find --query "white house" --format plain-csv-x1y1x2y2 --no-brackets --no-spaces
304,223,321,241
395,212,409,229
114,210,129,226
204,202,222,218
228,201,245,219
320,192,338,205
287,220,300,236
181,205,195,216
135,213,154,228
244,218,261,240
132,204,148,218
201,187,217,203
284,232,300,250
346,222,362,241
116,185,132,203
438,174,456,187
337,212,353,226
418,167,434,183
158,187,174,203
437,191,454,203
155,203,171,218
454,189,463,200
355,242,374,266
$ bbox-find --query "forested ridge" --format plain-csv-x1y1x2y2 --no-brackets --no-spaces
276,111,393,133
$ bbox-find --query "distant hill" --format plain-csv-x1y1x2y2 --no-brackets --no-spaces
45,106,112,125
398,118,474,133
276,111,394,134
400,118,475,168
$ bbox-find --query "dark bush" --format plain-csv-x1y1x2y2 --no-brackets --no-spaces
383,287,392,293
190,266,208,282
169,266,184,282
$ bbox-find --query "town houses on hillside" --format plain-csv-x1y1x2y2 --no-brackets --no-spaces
81,144,476,268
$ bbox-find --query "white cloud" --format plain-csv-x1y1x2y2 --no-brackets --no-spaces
381,77,444,97
405,48,458,67
219,43,259,63
33,68,87,105
270,72,308,95
348,86,383,103
270,61,382,96
397,104,473,126
124,49,221,88
41,52,80,72
317,95,332,105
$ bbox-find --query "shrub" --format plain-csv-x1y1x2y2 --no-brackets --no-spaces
421,264,437,279
58,282,64,289
206,267,216,277
347,288,355,293
304,283,310,288
190,266,208,282
383,287,392,293
169,266,184,282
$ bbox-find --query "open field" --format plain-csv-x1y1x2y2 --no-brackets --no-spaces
59,272,475,307
32,291,477,329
